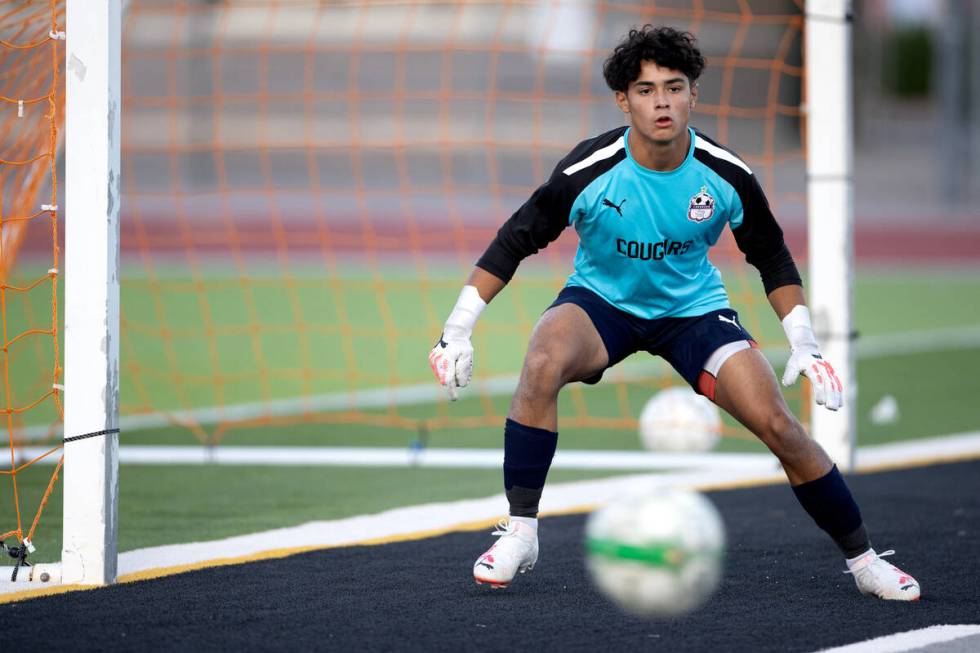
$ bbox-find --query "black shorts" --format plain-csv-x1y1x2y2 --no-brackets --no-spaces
548,285,757,395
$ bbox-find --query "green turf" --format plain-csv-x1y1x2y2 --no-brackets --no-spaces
853,269,980,335
116,345,979,452
855,348,980,444
7,267,980,426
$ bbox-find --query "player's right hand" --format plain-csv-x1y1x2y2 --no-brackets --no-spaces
428,329,474,401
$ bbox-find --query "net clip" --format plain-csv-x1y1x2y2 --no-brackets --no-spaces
17,100,23,118
41,204,58,212
48,268,59,276
49,30,66,41
53,383,64,391
1,540,32,582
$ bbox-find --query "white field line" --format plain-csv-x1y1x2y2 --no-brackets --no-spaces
16,324,980,442
11,446,775,471
12,431,980,470
814,625,980,653
854,430,980,468
2,431,978,595
853,324,980,358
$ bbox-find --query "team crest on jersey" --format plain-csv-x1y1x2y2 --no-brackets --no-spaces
687,186,715,223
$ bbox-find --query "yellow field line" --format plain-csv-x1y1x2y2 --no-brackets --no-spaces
854,450,980,475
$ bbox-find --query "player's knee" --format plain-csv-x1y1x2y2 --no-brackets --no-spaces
521,350,566,395
761,410,806,454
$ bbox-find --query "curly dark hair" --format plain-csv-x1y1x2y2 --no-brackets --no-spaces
603,25,706,92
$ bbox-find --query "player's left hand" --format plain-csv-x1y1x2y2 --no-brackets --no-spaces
781,345,843,411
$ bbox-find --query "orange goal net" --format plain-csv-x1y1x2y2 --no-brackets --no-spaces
9,1,808,461
0,0,64,563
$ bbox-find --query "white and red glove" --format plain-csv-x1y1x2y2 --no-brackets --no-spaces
780,305,843,411
428,285,486,401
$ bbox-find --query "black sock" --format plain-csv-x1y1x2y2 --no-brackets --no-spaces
503,418,558,518
791,465,872,558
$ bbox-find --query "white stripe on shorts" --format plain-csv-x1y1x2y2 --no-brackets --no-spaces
703,340,752,377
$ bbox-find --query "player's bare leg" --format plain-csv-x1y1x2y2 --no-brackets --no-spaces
474,303,608,588
508,302,609,431
712,346,920,600
712,347,831,485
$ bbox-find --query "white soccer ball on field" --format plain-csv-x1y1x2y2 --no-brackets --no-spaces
584,486,726,617
638,386,721,452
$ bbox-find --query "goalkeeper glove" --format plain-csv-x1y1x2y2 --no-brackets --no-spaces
428,285,486,401
780,305,843,411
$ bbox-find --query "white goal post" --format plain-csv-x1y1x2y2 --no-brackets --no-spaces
60,0,122,585
0,0,121,592
805,0,856,470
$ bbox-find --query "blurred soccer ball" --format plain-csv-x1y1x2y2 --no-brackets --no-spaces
584,487,725,617
638,387,721,452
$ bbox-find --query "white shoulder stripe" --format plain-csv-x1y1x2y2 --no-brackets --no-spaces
562,139,625,176
694,135,752,175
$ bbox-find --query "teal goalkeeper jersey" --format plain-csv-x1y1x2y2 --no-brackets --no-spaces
477,126,800,320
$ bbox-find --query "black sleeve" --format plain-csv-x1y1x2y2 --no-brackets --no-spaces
475,127,628,283
730,173,802,294
475,175,571,283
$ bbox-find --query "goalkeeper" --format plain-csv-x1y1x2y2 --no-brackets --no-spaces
429,25,919,601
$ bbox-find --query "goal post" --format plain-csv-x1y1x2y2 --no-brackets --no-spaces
61,0,121,585
805,0,856,470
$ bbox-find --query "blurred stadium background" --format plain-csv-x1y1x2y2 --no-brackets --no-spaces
1,0,978,573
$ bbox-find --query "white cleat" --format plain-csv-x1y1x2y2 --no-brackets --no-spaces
845,549,921,601
473,519,539,588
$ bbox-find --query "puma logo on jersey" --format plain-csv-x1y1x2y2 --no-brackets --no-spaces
718,314,741,331
602,198,626,216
